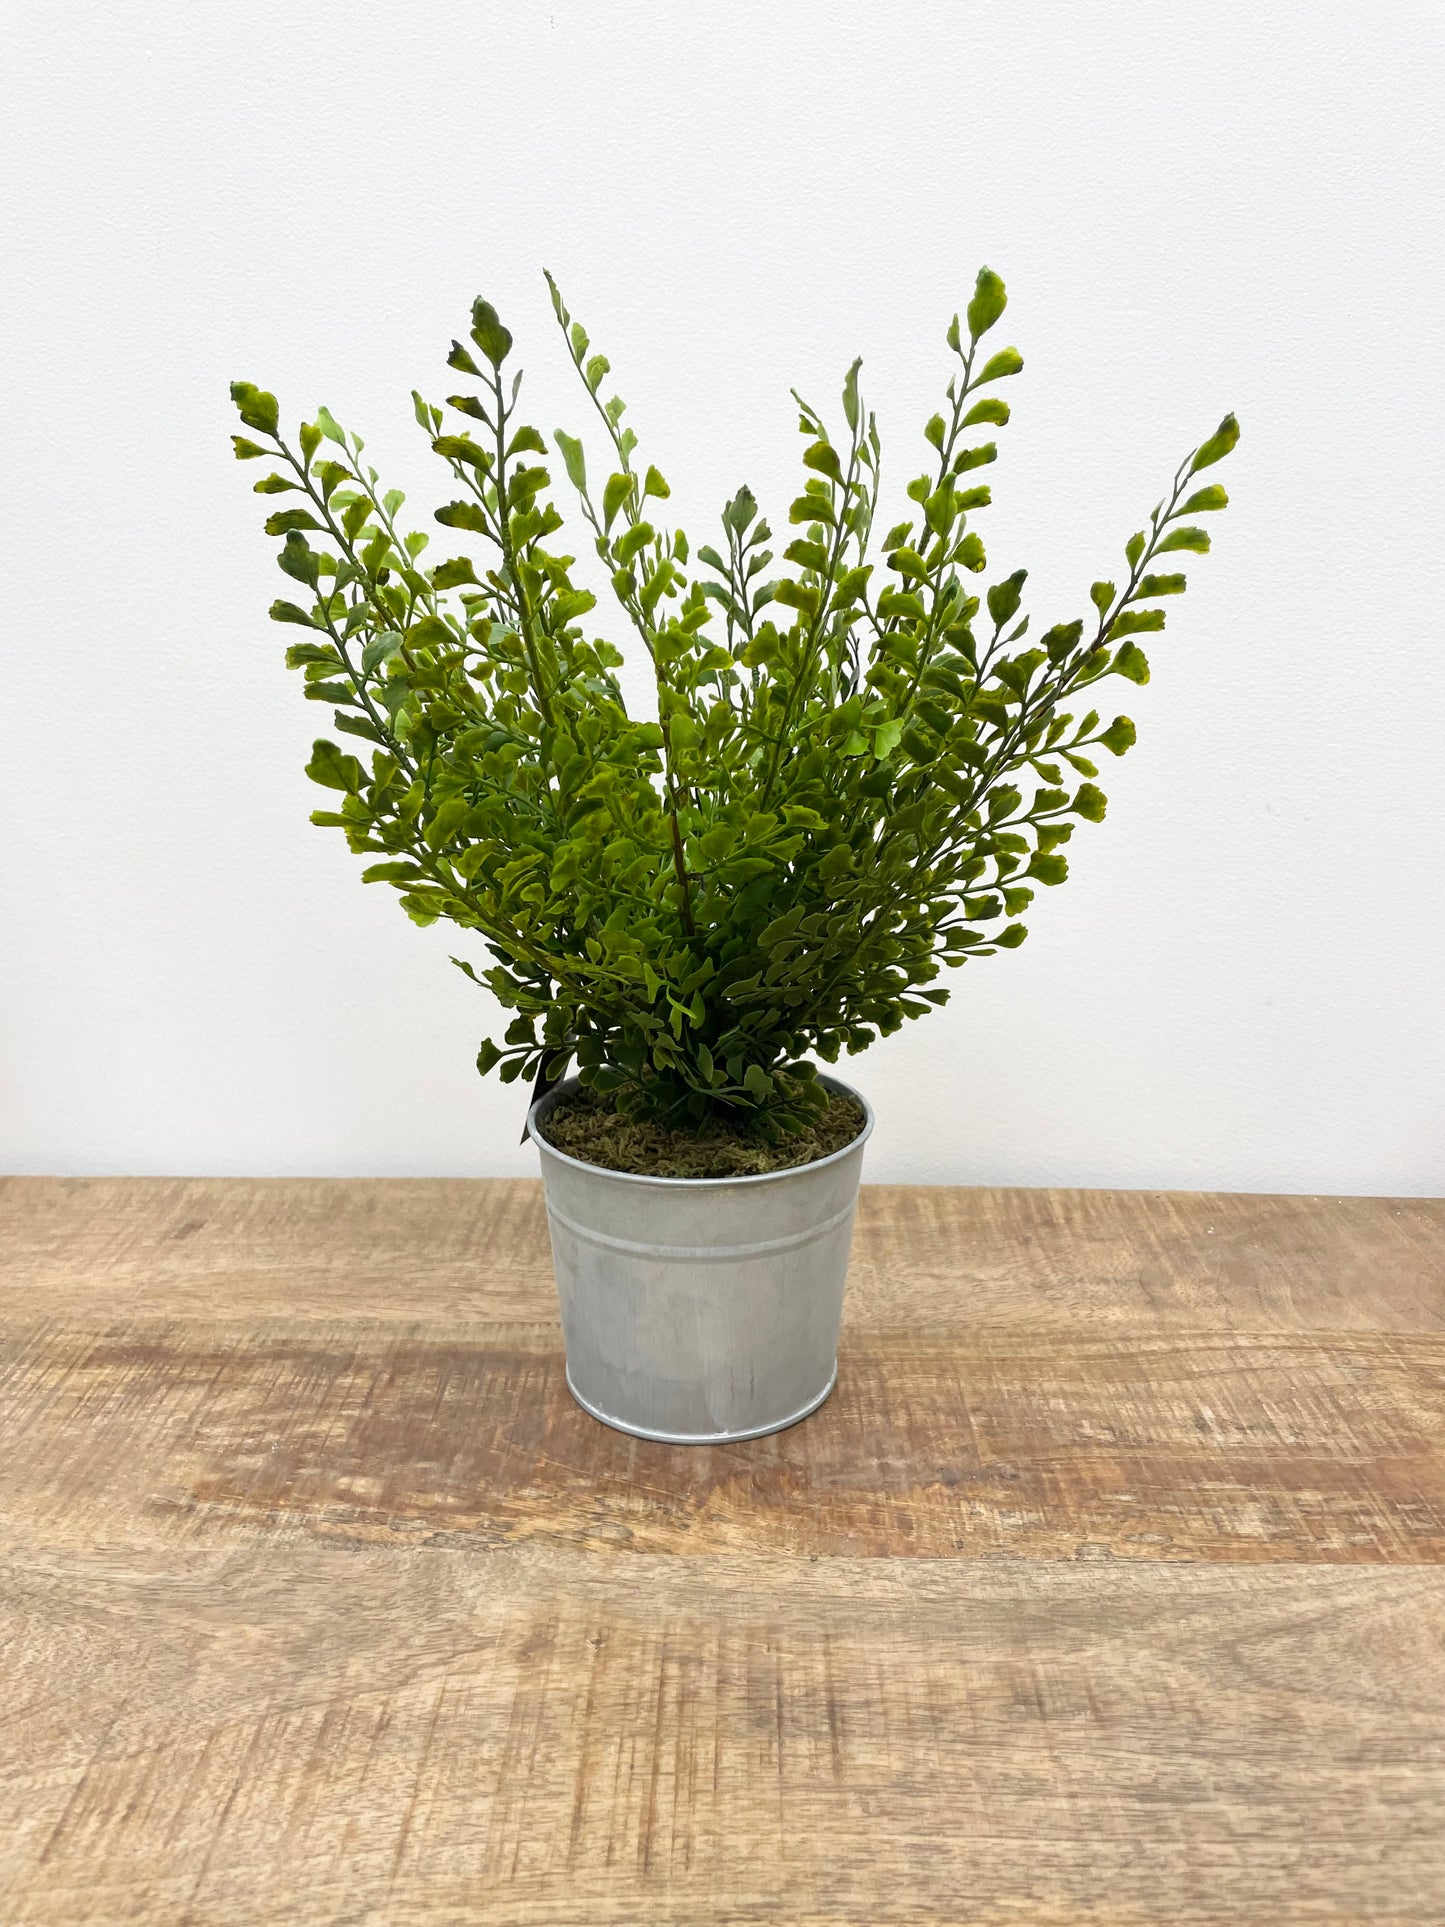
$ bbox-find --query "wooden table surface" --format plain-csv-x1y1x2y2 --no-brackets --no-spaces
2,1178,1444,1925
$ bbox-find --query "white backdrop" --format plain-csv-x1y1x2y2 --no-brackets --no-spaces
2,0,1442,1191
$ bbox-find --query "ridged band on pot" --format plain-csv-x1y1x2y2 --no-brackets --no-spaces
527,1074,873,1444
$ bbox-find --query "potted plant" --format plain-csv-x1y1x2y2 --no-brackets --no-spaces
231,267,1237,1442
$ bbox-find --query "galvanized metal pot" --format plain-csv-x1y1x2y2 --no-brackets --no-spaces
527,1074,873,1444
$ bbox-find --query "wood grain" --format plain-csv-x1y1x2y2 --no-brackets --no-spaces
4,1322,1445,1563
4,1176,1441,1329
1,1178,1443,1924
4,1546,1445,1926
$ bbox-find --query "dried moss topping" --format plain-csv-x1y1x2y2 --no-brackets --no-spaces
537,1087,866,1179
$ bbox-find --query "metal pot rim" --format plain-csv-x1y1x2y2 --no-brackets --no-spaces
526,1070,874,1191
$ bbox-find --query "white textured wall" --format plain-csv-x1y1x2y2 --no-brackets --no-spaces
3,0,1442,1190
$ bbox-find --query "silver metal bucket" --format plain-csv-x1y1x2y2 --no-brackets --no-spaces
527,1074,873,1443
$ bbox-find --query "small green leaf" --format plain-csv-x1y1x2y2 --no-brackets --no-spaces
987,569,1027,629
925,487,956,532
361,633,403,674
435,501,491,535
1189,412,1239,474
316,404,346,445
1112,641,1151,684
638,559,674,612
1156,525,1211,555
231,435,267,460
554,428,587,491
335,714,386,749
1027,851,1069,885
1125,530,1146,569
953,442,997,474
230,380,279,438
305,739,365,792
475,1038,504,1076
924,413,947,452
834,563,874,603
961,397,1010,428
552,589,597,625
1109,608,1166,638
614,520,654,565
264,509,323,536
643,464,670,500
1073,782,1108,822
803,440,842,481
722,487,758,535
315,460,352,501
602,472,633,530
470,298,513,367
1099,715,1136,756
1178,483,1229,515
1136,572,1186,598
276,532,320,588
1090,581,1115,615
697,825,734,864
966,266,1008,341
788,493,834,526
876,590,924,624
842,357,862,432
976,346,1023,382
269,600,317,628
1042,619,1083,661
